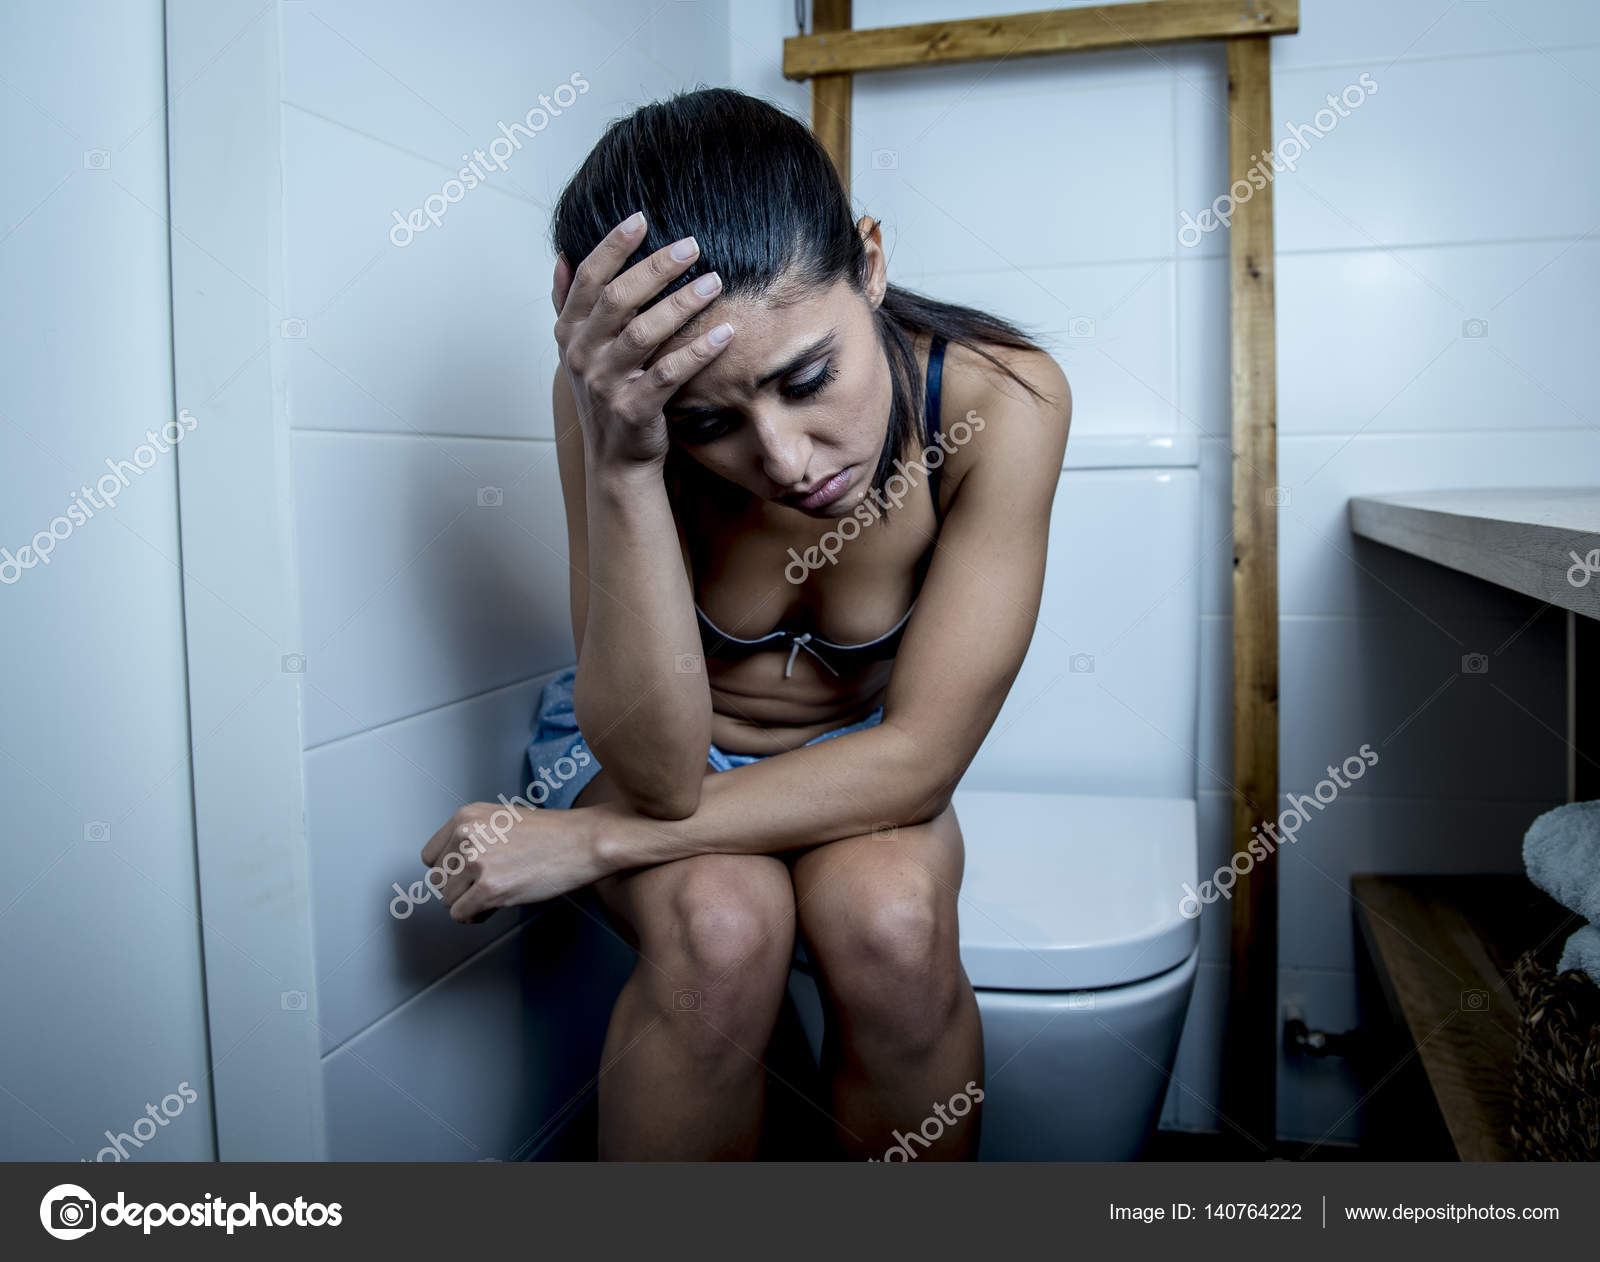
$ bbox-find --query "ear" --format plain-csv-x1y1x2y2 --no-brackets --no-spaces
552,252,573,315
856,215,888,310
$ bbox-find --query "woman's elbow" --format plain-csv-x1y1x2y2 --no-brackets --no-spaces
916,782,956,824
880,721,961,825
601,741,708,820
619,775,703,821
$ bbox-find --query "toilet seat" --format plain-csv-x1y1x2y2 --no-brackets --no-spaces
950,789,1198,992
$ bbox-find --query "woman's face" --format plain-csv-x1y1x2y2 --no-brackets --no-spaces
652,220,891,520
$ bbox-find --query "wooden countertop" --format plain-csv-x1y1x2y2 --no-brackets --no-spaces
1348,488,1600,620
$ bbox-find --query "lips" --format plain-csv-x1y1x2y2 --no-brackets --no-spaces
786,466,853,512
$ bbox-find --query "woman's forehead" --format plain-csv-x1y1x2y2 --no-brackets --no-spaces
651,280,859,397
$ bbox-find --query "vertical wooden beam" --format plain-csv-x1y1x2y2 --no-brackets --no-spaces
809,0,853,195
1223,34,1280,1151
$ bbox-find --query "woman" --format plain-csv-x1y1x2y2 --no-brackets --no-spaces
420,87,1071,1160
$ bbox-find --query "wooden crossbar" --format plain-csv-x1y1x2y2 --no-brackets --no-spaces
784,0,1298,79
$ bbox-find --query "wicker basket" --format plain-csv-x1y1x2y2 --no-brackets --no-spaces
1510,947,1600,1160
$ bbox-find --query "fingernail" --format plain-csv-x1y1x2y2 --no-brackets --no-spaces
621,211,645,233
670,236,699,262
708,322,733,345
692,272,720,296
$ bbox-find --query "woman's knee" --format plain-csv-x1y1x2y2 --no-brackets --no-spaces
654,856,796,998
802,862,963,1047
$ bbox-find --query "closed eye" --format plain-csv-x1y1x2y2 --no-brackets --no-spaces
781,359,836,400
666,406,738,444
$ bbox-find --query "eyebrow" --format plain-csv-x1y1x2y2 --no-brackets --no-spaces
756,330,836,388
666,329,836,416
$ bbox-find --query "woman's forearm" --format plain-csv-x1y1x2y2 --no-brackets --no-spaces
575,460,711,817
587,719,957,869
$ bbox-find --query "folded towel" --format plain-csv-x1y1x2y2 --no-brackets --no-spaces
1523,800,1600,923
1557,923,1600,983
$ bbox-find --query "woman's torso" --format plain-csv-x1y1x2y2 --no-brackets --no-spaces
669,335,953,755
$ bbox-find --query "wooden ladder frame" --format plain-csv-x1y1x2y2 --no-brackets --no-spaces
785,0,1298,1150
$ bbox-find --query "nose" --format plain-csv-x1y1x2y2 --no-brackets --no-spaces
750,411,812,489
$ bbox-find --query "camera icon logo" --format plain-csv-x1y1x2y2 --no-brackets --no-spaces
674,653,702,674
40,1184,96,1240
1267,486,1291,507
1460,988,1489,1012
280,318,307,339
83,821,111,843
83,150,110,171
1069,652,1095,674
477,487,503,507
1066,991,1096,1011
1461,318,1489,338
281,989,308,1011
672,989,702,1012
1461,652,1489,675
1068,317,1096,338
870,149,897,170
281,653,306,674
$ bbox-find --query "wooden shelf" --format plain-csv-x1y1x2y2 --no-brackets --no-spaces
1352,874,1584,1161
1349,488,1600,620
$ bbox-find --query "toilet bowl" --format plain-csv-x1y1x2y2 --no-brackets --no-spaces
789,787,1198,1160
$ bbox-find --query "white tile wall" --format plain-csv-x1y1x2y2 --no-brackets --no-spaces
1176,257,1231,432
279,107,558,441
1270,52,1600,252
322,902,634,1160
291,431,574,746
1174,46,1230,262
898,261,1179,440
1280,612,1566,803
1278,243,1600,437
1268,2,1600,70
305,674,552,1053
852,69,1175,274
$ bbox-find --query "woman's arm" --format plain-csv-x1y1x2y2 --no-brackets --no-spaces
549,215,736,819
554,370,709,819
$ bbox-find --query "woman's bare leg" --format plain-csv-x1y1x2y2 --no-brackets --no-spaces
791,802,984,1160
574,768,796,1160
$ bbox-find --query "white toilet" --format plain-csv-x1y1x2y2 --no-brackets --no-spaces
790,433,1203,1160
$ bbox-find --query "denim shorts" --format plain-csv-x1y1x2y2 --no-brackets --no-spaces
524,664,885,811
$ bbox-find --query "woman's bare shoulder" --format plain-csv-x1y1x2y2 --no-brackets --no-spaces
947,339,1070,418
936,339,1072,496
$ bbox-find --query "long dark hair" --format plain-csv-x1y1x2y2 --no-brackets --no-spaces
550,86,1053,498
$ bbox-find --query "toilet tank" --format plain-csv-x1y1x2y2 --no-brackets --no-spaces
961,434,1202,799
